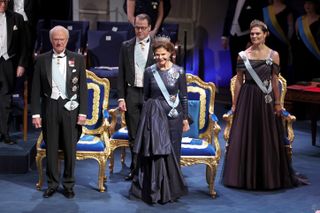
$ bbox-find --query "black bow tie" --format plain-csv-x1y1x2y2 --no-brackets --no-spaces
53,54,66,59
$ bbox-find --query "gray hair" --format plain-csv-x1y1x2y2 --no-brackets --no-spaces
49,25,69,41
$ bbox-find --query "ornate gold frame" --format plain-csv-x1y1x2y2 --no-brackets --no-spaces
35,70,111,192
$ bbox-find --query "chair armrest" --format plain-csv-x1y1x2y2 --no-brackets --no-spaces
108,107,119,135
222,109,233,142
108,107,126,136
209,113,221,161
36,132,43,149
281,109,296,143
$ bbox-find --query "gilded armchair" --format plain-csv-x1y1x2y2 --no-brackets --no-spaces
223,74,296,157
180,74,221,198
35,70,111,192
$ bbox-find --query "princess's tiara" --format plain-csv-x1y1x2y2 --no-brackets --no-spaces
154,34,171,42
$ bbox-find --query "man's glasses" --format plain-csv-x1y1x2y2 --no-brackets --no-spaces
134,26,149,31
0,0,9,4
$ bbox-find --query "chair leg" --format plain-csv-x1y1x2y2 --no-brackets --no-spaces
98,157,106,192
206,164,217,198
36,154,44,190
109,151,115,174
120,148,126,167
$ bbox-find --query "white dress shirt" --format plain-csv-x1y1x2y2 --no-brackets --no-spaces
13,0,28,21
134,36,150,87
0,12,8,59
51,51,67,100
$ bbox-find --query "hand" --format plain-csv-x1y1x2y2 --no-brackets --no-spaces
77,115,86,125
32,117,42,129
149,29,158,38
274,104,282,117
118,100,127,112
221,37,228,50
182,119,190,132
231,105,236,113
16,66,25,77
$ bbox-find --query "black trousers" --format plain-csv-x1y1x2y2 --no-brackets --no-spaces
125,86,144,170
229,34,250,76
42,97,80,190
0,57,14,136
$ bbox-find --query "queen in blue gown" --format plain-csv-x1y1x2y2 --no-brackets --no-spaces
130,37,189,204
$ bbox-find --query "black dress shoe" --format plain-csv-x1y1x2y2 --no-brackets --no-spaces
43,188,57,198
124,171,134,181
3,135,16,145
63,188,75,199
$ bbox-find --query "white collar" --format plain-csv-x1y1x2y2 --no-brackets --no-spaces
52,50,66,58
136,36,150,44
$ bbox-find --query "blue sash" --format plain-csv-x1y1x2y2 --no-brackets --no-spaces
297,16,320,60
151,64,180,118
263,6,290,46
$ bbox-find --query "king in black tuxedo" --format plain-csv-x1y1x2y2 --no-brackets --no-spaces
117,14,155,180
0,1,27,144
31,26,88,198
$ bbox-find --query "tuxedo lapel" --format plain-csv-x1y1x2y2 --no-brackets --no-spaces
128,39,135,73
146,41,154,65
6,11,13,50
66,53,74,98
46,53,52,87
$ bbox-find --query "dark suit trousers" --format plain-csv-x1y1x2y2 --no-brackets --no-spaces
0,57,13,136
229,34,250,76
42,97,79,190
125,86,144,170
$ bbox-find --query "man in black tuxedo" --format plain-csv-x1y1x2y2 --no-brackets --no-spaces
222,0,267,76
8,0,39,56
0,0,27,144
117,13,155,180
8,0,39,111
31,26,88,199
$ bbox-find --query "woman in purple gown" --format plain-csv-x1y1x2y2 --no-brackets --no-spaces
130,36,189,204
222,20,308,190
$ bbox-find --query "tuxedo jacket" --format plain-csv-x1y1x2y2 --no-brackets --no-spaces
222,0,268,37
31,50,88,117
117,37,155,99
3,10,27,90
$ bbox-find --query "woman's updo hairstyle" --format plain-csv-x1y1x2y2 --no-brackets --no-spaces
250,19,269,35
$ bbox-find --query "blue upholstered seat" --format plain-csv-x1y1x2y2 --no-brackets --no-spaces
35,70,111,192
110,127,129,141
181,138,216,156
